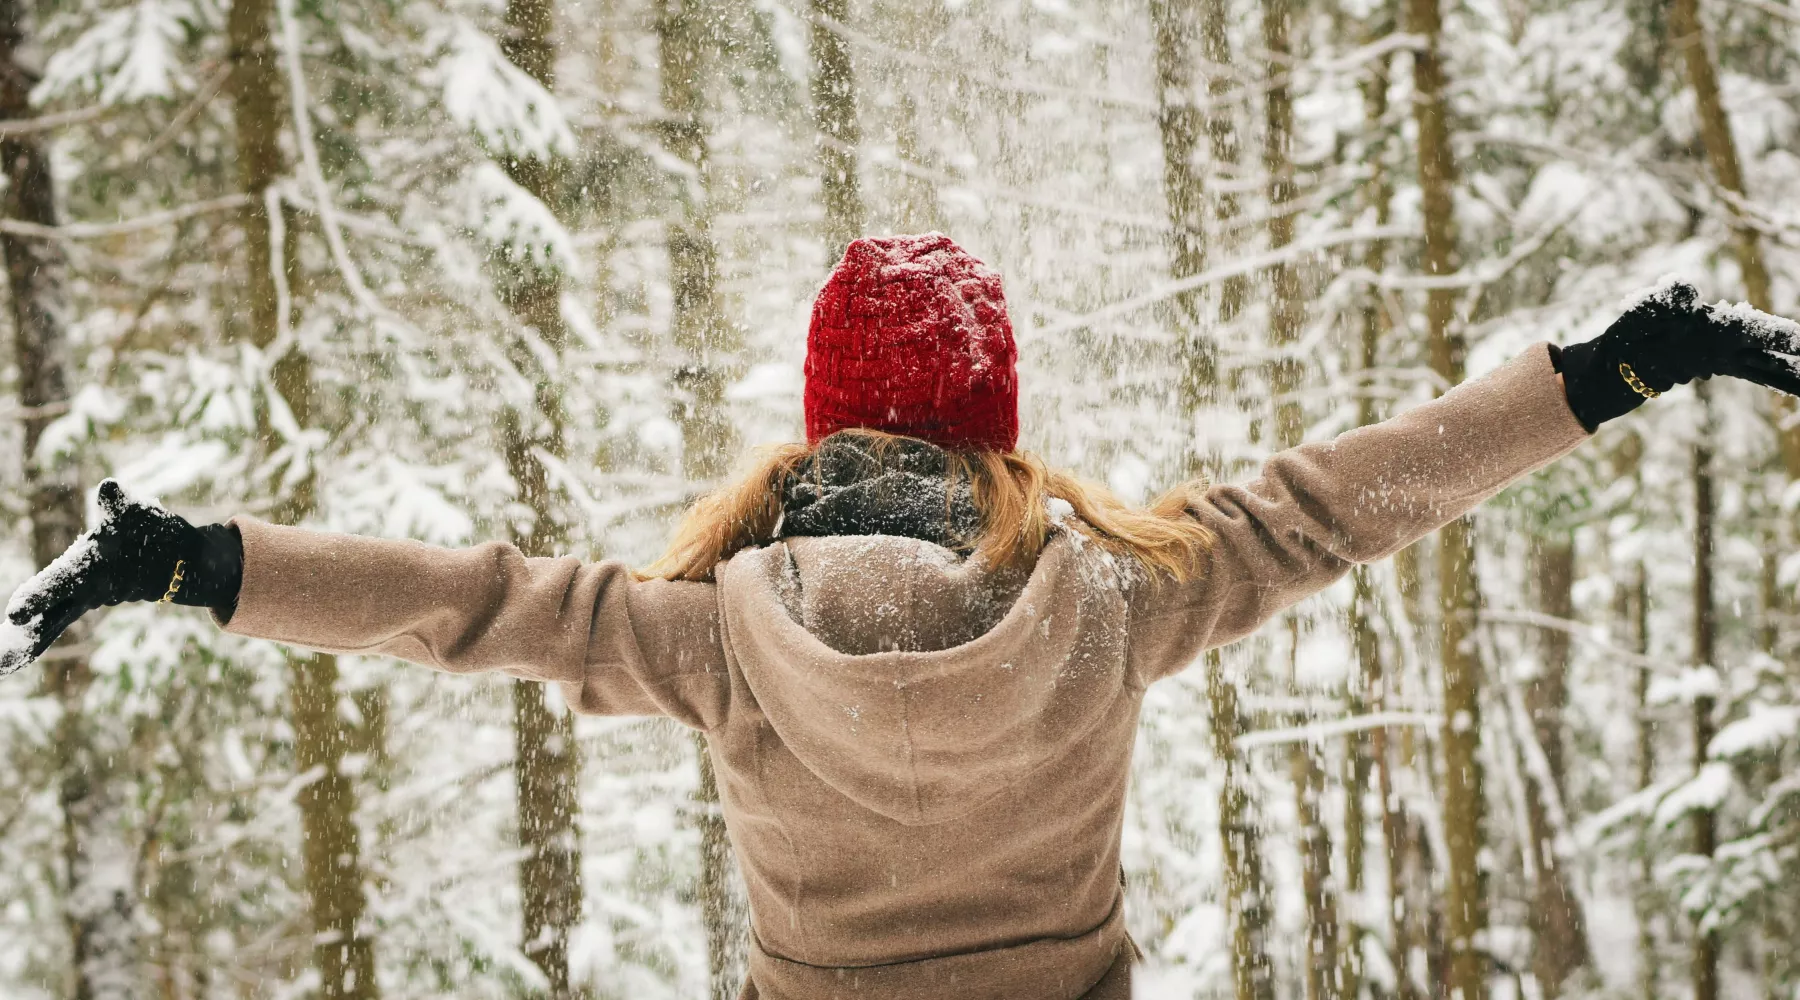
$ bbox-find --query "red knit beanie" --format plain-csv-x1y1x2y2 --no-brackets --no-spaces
804,234,1019,452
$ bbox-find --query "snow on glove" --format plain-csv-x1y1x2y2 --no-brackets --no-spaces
1555,276,1800,431
0,480,242,678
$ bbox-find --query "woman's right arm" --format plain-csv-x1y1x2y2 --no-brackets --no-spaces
221,518,732,729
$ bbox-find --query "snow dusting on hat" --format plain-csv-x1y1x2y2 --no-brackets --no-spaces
804,234,1019,452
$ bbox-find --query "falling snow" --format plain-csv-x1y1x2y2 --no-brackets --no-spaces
0,0,1797,998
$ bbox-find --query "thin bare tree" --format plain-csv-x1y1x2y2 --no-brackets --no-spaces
1689,382,1720,1000
1343,5,1404,997
228,0,377,995
1150,1,1276,995
1403,2,1488,998
0,1,144,994
1201,0,1249,323
811,0,864,256
1260,3,1340,997
1525,537,1592,996
657,1,748,993
488,1,587,995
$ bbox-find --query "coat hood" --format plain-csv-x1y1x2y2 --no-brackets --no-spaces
718,530,1136,826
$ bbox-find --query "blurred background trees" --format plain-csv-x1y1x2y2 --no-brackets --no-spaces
3,0,1800,997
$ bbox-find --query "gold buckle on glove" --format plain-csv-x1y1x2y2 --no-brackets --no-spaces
159,560,186,603
1619,363,1661,399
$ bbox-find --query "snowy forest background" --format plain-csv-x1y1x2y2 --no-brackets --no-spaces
0,0,1798,998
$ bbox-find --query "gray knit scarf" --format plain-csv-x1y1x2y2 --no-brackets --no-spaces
780,435,983,553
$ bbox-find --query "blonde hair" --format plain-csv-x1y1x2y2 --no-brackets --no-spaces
640,429,1214,583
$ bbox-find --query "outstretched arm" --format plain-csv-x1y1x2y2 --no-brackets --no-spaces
2,487,731,730
1128,342,1587,683
1130,277,1800,684
220,519,731,728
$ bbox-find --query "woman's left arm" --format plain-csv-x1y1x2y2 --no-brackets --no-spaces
221,519,732,729
1131,277,1800,684
1128,342,1588,683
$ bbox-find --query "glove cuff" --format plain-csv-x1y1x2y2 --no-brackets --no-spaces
1553,337,1651,432
169,523,243,617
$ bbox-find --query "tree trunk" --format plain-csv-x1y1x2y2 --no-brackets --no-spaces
660,0,735,484
1436,526,1485,1000
0,4,144,996
1151,3,1275,994
1668,0,1770,315
1349,12,1424,994
693,738,744,1000
1290,693,1340,1000
1669,10,1780,990
1199,0,1248,323
1359,569,1428,1000
1689,384,1719,1000
492,3,587,993
892,93,943,234
811,0,863,258
1628,541,1658,999
1404,3,1487,999
657,3,747,994
1668,0,1800,475
1345,570,1376,1000
1149,0,1209,332
1261,0,1305,453
288,658,377,1000
1338,747,1366,1000
1354,0,1394,437
1151,0,1226,471
1209,653,1278,1000
1758,541,1780,656
510,684,581,1000
1526,538,1591,996
1151,0,1223,442
1260,4,1339,997
227,2,376,996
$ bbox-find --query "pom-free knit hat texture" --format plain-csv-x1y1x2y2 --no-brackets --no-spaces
804,234,1020,452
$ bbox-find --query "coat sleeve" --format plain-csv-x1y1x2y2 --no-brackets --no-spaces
218,520,731,730
1129,342,1590,684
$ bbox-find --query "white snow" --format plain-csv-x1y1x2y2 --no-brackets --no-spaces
1617,273,1695,313
110,437,229,500
1654,762,1735,828
5,534,98,620
33,0,192,105
1646,665,1721,706
0,618,38,675
1579,777,1680,847
10,0,1800,993
725,363,803,403
1708,704,1800,759
33,384,127,464
466,162,580,275
1105,455,1153,504
1708,299,1800,358
0,534,99,675
440,19,577,161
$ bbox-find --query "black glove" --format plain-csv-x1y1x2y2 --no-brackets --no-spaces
1,480,243,677
1554,277,1800,431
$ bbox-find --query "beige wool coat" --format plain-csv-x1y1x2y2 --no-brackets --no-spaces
219,344,1589,999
